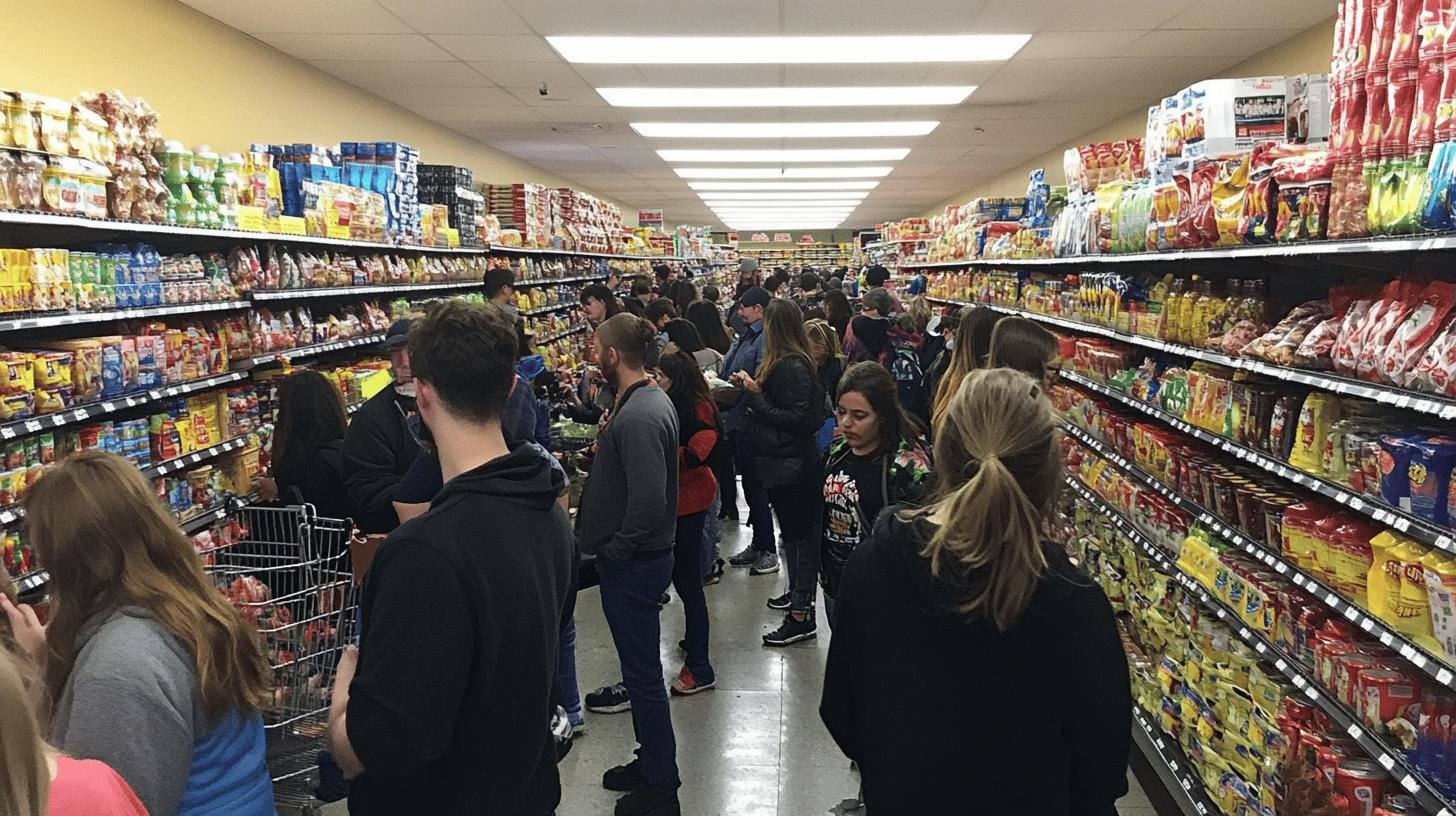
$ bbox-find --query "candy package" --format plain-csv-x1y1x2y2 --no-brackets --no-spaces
1245,300,1333,363
1382,279,1456,384
1408,315,1456,394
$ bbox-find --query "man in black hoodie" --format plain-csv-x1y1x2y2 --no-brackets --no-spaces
328,301,576,816
341,319,421,534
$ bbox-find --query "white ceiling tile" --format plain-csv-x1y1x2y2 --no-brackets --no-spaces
780,0,992,33
369,85,521,108
508,0,783,35
308,60,492,87
1163,0,1333,30
375,0,535,34
1124,27,1304,58
781,65,937,86
406,103,533,121
973,0,1196,32
430,34,560,62
628,65,786,86
1014,30,1150,59
469,62,591,89
182,0,412,33
919,63,1013,85
252,32,455,61
508,87,612,107
532,104,619,122
565,65,650,86
440,113,550,133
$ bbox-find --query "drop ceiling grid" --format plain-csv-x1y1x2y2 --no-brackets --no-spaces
179,0,1337,228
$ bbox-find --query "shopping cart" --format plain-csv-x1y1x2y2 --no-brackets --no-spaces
201,503,358,816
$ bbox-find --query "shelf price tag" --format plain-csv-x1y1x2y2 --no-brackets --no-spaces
237,206,266,232
277,216,307,236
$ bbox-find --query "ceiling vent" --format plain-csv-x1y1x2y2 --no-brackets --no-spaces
549,123,608,134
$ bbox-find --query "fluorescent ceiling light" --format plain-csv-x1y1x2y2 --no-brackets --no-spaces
713,209,856,216
660,148,908,163
703,201,865,208
699,193,867,201
634,121,938,138
598,87,974,108
676,167,893,179
690,181,879,191
726,223,845,229
549,36,1029,64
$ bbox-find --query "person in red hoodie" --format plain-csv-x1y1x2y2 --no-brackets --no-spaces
655,345,720,695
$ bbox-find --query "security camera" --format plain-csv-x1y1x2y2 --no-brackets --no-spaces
539,82,550,97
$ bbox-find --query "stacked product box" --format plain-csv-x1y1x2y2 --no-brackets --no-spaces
339,141,419,245
419,164,482,247
488,183,551,247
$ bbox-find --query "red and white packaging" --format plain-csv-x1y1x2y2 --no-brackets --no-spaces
1382,279,1456,384
1356,279,1422,381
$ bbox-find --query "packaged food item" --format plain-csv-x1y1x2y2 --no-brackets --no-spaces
1379,433,1426,510
1382,279,1456,384
1408,436,1456,523
1245,300,1332,362
1408,314,1456,395
1424,551,1456,662
1291,393,1344,474
1356,280,1421,381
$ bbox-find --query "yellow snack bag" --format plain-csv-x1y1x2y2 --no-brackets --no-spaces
1290,393,1342,474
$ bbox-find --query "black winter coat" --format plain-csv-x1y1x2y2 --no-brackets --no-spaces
341,388,420,534
275,439,352,521
744,354,823,489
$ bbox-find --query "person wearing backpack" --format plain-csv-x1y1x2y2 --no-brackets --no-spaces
843,288,927,422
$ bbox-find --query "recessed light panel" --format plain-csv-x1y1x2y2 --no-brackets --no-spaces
689,181,879,191
659,149,908,163
598,87,974,108
676,167,893,179
548,36,1029,64
699,193,867,201
634,122,938,138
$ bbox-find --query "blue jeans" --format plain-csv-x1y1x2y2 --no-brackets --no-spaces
598,551,679,792
555,616,582,725
673,511,713,682
702,495,722,576
729,428,775,552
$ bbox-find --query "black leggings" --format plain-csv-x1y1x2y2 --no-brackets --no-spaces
767,479,819,613
672,511,712,680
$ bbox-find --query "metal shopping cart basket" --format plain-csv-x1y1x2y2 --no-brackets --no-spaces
201,503,358,816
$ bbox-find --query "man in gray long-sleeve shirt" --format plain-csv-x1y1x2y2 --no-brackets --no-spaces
575,313,682,816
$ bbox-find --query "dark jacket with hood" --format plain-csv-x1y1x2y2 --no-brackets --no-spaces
346,445,576,816
275,438,351,520
821,509,1130,816
341,387,420,534
744,353,824,489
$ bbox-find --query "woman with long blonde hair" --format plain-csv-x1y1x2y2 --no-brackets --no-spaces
821,368,1130,814
805,318,844,453
2,451,275,816
730,299,826,641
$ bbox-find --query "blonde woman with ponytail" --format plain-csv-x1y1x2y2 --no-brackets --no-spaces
820,368,1131,816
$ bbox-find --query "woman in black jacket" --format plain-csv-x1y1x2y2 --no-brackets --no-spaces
820,368,1130,815
730,299,824,645
259,369,352,520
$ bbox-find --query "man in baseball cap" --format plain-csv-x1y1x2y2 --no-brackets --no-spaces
344,317,421,534
719,285,780,574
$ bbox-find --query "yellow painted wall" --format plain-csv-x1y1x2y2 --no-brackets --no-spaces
1,0,635,210
920,19,1339,216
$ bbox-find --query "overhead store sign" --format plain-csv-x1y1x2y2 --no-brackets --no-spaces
638,209,664,228
773,233,792,243
750,233,770,242
727,232,739,246
798,234,815,244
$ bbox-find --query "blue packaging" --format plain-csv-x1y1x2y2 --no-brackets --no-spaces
1379,433,1427,510
100,343,125,398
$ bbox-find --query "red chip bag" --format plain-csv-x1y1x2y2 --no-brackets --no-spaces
1332,285,1387,374
1407,315,1456,394
1382,279,1456,383
1364,72,1392,158
1371,0,1401,71
1347,0,1375,79
1391,0,1423,65
1180,159,1219,248
1356,279,1422,380
1411,57,1443,149
1384,68,1418,157
1338,79,1369,158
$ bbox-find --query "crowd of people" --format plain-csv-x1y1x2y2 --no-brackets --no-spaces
0,256,1131,816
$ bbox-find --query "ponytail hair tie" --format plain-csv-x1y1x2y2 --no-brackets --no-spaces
961,454,999,480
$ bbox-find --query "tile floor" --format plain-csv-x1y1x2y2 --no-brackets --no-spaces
557,514,1165,816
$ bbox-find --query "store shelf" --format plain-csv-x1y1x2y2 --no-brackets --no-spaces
245,334,385,368
931,297,1456,422
181,492,256,535
535,324,588,345
1064,422,1456,692
141,433,253,479
1060,369,1456,557
1068,477,1456,816
0,209,488,254
523,302,576,317
0,299,250,332
249,280,482,302
0,371,250,443
1129,706,1217,816
516,274,608,288
13,569,47,600
904,233,1456,269
486,244,680,262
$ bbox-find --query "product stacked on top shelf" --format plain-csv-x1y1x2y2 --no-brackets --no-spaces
742,243,853,271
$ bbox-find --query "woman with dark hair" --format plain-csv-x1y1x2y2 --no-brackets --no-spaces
821,369,1129,815
990,316,1060,386
259,369,351,519
686,300,732,356
669,280,699,311
731,299,826,645
930,306,1001,428
823,289,854,341
663,318,723,375
814,362,931,628
655,347,721,695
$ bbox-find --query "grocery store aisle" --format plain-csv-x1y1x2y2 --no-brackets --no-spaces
558,513,1165,816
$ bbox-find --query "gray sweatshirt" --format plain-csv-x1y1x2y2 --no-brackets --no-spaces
49,606,273,816
576,380,679,560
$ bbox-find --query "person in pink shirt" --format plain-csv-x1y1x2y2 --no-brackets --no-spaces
0,633,148,816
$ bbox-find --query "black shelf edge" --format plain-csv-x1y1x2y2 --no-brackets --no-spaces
245,334,385,368
1060,369,1456,557
0,299,250,332
0,371,250,443
903,233,1456,268
1129,706,1217,816
249,280,482,301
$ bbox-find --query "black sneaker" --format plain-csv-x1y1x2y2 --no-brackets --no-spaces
728,546,759,568
586,683,631,714
615,787,681,816
703,559,724,586
763,613,817,646
766,592,791,610
602,758,648,792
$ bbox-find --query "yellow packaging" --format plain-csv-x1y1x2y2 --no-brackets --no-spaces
1368,532,1405,624
0,352,34,393
1290,393,1342,474
1387,539,1437,642
1422,552,1456,663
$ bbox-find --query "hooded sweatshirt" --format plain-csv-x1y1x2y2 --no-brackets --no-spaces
49,606,273,816
820,510,1130,816
347,445,577,816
